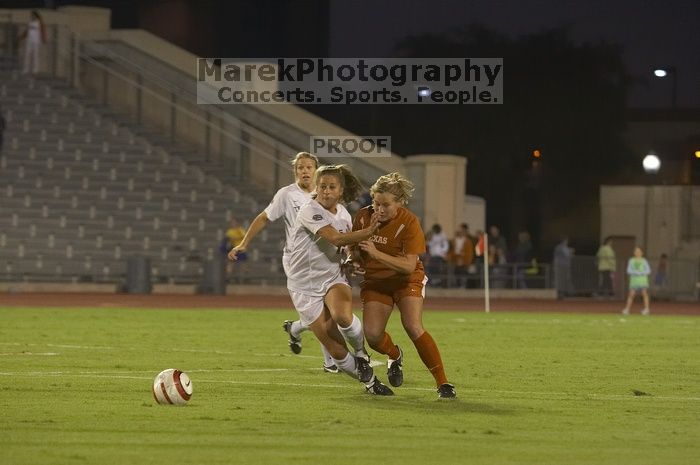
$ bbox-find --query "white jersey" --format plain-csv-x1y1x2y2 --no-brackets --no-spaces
263,183,311,254
27,19,41,44
286,200,352,296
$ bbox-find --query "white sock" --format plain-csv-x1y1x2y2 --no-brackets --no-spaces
338,314,366,355
320,344,334,367
290,320,304,339
333,352,358,379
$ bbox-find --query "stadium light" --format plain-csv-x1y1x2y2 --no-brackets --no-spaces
695,150,700,159
652,66,677,107
642,154,661,174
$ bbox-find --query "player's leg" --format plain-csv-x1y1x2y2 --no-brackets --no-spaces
325,283,377,384
397,295,455,398
282,317,336,371
282,318,303,354
361,286,396,350
307,307,392,395
291,290,356,377
324,283,365,355
641,288,650,314
295,319,336,372
362,297,403,386
623,289,636,314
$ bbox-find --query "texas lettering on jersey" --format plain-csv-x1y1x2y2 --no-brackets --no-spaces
370,234,388,245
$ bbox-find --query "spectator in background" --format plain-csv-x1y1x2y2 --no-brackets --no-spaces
553,236,574,298
488,225,508,262
221,218,248,280
514,231,534,289
426,224,449,287
596,236,616,298
622,246,651,315
449,223,474,288
19,11,47,75
653,253,669,293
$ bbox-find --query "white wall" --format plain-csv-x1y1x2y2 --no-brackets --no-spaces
600,185,693,259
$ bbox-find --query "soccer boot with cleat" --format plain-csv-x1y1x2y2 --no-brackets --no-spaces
437,383,457,399
387,345,404,387
365,376,394,396
282,320,302,354
323,363,339,374
355,354,374,383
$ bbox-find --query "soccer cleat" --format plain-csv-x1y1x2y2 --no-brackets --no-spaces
437,383,457,399
387,346,404,387
641,308,650,316
365,376,394,396
621,308,630,316
323,363,339,374
282,320,302,354
355,354,374,384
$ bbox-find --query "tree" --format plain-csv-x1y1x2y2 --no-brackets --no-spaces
383,24,632,252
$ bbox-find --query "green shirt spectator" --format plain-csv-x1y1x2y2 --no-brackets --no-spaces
596,243,616,271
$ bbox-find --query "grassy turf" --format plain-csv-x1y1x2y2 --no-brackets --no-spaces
1,306,698,465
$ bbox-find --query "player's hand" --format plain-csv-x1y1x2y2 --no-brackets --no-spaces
358,240,378,259
368,212,380,232
228,245,245,261
341,259,366,277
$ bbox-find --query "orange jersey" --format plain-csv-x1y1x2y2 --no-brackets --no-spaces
352,206,425,282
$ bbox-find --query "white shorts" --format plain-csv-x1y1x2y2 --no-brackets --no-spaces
288,277,350,327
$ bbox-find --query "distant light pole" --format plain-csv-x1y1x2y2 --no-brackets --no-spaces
653,66,677,108
642,153,661,254
642,154,661,174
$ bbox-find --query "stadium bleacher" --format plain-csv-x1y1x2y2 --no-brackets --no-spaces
0,66,286,287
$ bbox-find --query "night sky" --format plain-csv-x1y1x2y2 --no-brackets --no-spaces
328,0,700,108
7,0,697,107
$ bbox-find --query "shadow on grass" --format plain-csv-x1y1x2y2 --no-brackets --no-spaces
340,394,515,416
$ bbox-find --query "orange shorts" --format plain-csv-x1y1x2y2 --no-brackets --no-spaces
360,275,427,307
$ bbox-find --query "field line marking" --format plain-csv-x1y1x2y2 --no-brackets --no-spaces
1,370,699,401
0,352,60,356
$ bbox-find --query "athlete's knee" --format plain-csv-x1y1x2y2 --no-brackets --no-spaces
363,327,383,349
366,337,382,353
402,321,425,340
334,312,354,328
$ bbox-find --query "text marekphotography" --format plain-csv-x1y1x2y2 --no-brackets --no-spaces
196,58,503,105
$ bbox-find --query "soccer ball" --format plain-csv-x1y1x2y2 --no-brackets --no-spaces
152,369,193,405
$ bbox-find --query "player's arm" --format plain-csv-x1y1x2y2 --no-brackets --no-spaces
316,219,378,247
228,211,268,261
357,240,417,275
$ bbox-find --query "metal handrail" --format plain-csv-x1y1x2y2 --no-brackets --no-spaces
4,17,389,188
75,42,294,175
79,38,388,184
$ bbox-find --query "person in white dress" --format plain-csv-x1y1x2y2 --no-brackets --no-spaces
285,164,393,395
20,11,47,75
228,152,337,371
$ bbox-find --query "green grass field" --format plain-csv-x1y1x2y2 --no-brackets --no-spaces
1,306,699,465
